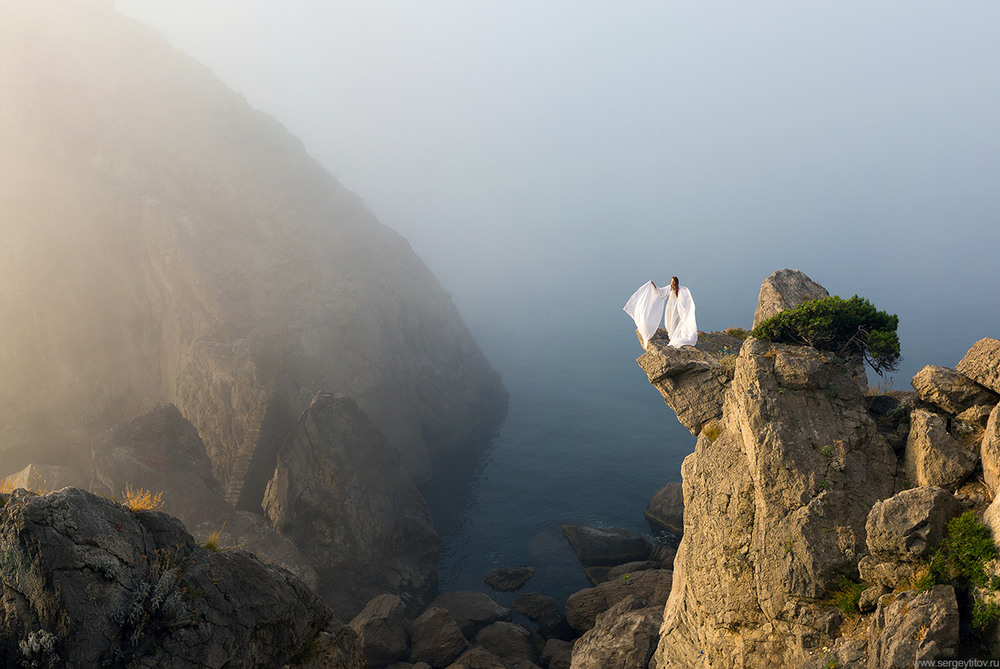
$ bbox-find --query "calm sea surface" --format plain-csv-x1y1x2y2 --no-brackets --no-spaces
421,284,998,608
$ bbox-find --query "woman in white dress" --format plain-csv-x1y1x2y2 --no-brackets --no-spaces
623,276,698,349
654,276,698,348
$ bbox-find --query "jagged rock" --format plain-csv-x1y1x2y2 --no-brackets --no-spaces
540,639,573,669
511,592,557,621
0,487,363,668
484,566,535,592
569,595,662,669
982,405,1000,494
857,555,922,591
651,541,678,569
644,482,684,535
866,487,962,561
348,594,410,668
866,393,917,453
636,341,730,436
262,393,438,618
89,403,317,587
957,338,1000,395
0,0,505,502
911,364,1000,415
560,525,651,567
565,569,672,634
858,585,891,614
473,622,539,666
426,591,511,640
904,409,978,489
652,336,899,668
408,607,469,668
0,463,85,492
867,586,960,668
752,268,830,329
801,639,867,669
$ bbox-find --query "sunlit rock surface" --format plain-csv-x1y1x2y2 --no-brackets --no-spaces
0,0,506,507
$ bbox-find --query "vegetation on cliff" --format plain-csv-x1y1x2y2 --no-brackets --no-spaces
750,294,901,375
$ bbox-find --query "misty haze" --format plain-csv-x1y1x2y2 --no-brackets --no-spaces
2,1,1000,667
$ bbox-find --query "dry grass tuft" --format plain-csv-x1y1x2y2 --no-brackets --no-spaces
122,484,164,512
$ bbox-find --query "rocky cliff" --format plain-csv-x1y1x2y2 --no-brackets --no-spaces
0,0,506,509
637,270,1000,667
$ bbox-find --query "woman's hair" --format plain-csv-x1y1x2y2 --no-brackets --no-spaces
671,276,679,296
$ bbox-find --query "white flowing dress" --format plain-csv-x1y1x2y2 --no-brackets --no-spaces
623,282,698,349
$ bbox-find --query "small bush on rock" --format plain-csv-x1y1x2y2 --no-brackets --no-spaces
750,295,900,375
830,575,865,617
121,485,163,512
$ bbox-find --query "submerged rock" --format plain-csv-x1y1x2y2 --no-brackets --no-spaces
262,393,439,618
484,566,535,592
560,525,652,568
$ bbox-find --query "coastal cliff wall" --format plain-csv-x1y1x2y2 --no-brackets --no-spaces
0,0,506,507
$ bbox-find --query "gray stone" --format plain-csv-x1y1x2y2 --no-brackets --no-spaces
858,555,923,591
957,338,1000,395
867,586,959,668
636,342,730,436
982,405,1000,494
540,639,573,669
0,487,363,668
349,594,410,667
510,592,557,621
865,486,962,561
858,585,891,614
537,611,574,641
262,393,439,618
752,268,830,329
408,607,469,668
904,409,978,489
570,595,662,669
565,569,672,634
560,525,652,568
866,393,917,453
644,482,684,535
444,647,506,669
427,591,511,640
473,622,539,666
911,364,999,415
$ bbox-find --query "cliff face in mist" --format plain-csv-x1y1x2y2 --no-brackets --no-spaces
0,0,506,504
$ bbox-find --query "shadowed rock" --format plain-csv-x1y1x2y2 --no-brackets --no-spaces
262,393,439,618
644,482,684,535
0,488,363,668
484,566,535,592
426,591,511,640
560,525,652,568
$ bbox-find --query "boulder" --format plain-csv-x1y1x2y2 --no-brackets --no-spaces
560,525,652,567
348,594,410,668
857,556,923,591
89,403,317,587
982,405,1000,494
569,595,662,669
473,622,539,666
867,586,960,668
537,611,575,641
408,607,469,668
565,569,672,634
957,338,1000,395
262,393,439,618
540,639,573,669
911,365,999,416
651,336,899,668
904,409,978,489
484,566,535,592
444,647,507,669
0,487,363,668
752,268,830,329
865,487,962,562
644,482,684,535
426,591,511,640
511,592,558,621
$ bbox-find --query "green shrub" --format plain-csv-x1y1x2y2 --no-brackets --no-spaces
750,295,900,375
830,574,865,617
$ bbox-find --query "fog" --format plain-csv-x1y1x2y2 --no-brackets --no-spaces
114,0,1000,376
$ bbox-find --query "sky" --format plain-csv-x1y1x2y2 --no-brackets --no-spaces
113,1,1000,376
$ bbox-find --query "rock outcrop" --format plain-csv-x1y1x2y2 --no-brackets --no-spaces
0,0,506,511
262,393,439,617
752,268,830,329
0,487,364,668
957,338,1000,395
